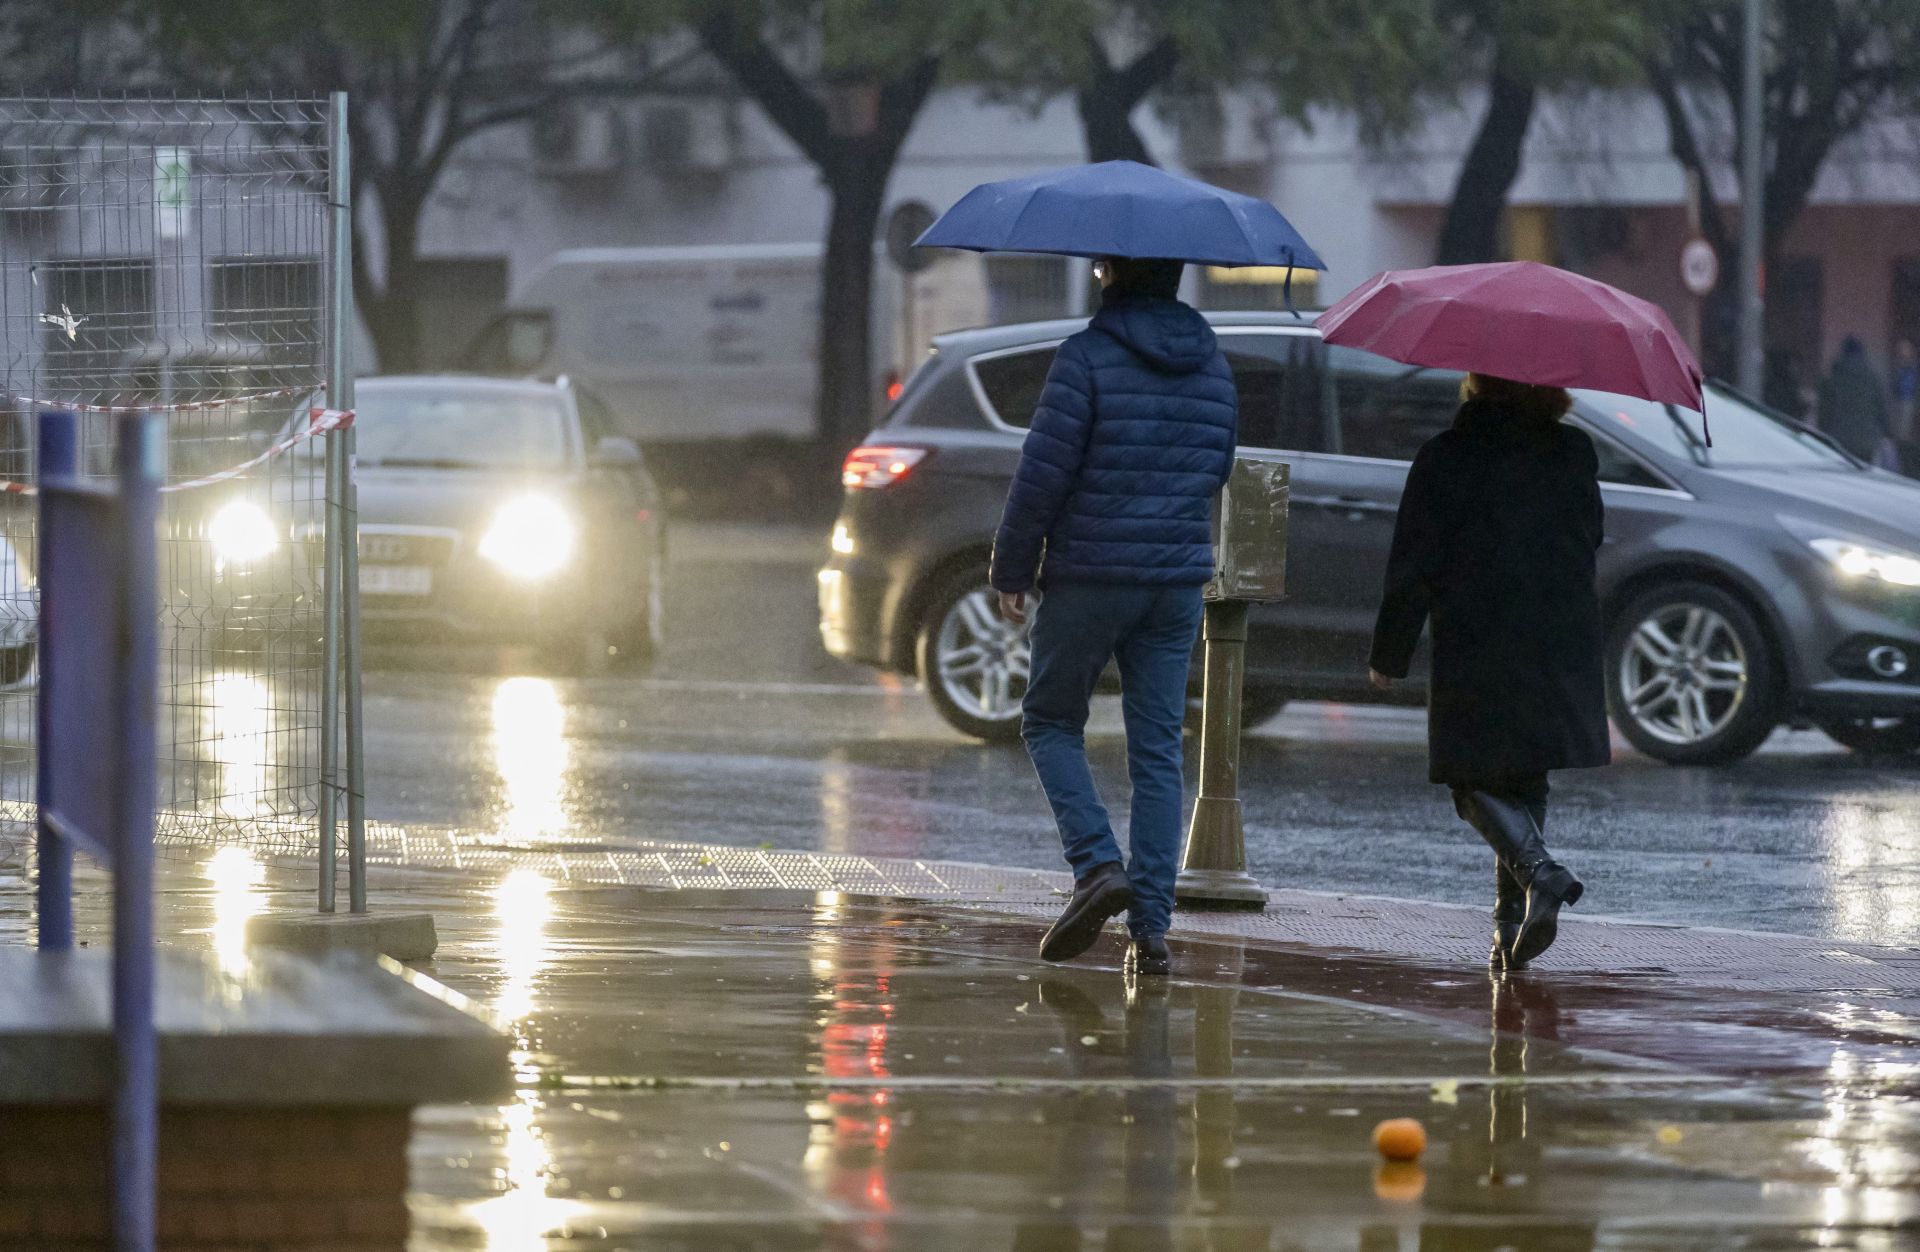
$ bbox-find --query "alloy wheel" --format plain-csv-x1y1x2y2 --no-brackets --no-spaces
934,587,1029,723
1618,603,1749,745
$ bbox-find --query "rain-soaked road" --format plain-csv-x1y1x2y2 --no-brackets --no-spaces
363,523,1920,947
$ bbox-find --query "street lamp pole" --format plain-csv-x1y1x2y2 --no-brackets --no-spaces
1737,0,1765,396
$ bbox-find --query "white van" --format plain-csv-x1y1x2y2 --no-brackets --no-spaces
463,243,897,442
460,242,1083,445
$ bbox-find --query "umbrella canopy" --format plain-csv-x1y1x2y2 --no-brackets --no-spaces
1316,261,1704,412
915,160,1325,270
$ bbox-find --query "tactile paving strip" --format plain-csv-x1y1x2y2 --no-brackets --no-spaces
353,820,1920,998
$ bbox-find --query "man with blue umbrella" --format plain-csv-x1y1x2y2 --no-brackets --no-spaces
918,161,1321,977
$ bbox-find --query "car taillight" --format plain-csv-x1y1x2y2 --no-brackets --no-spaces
842,446,928,490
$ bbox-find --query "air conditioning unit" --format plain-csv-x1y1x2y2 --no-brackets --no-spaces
639,102,733,174
533,104,626,179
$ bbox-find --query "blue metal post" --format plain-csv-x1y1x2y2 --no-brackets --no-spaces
34,410,77,951
111,413,160,1252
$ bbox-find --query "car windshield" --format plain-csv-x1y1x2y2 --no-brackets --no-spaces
297,386,569,469
1579,385,1853,470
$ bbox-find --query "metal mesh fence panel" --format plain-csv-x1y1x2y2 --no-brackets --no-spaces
0,97,333,857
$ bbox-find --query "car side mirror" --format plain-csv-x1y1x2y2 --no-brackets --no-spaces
590,435,641,469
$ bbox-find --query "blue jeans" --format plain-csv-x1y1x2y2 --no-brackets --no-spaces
1021,581,1204,938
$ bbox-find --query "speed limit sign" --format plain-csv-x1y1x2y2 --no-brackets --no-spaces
1680,237,1719,297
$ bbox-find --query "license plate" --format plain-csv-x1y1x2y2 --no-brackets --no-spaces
360,564,432,596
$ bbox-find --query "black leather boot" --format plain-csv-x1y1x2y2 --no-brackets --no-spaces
1493,801,1550,969
1040,862,1132,963
1491,860,1525,968
1459,792,1583,968
1125,933,1171,978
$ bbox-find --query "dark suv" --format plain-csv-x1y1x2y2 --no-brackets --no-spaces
820,314,1920,764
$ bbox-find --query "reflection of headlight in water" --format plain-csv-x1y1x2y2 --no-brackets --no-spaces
479,495,575,580
209,501,280,564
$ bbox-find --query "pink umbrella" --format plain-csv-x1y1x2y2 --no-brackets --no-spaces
1316,261,1705,416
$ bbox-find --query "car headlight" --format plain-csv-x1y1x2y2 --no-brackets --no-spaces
1782,517,1920,587
479,494,576,580
1812,538,1920,586
209,501,280,565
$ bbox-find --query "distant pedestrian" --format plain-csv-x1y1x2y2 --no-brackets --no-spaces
1368,374,1602,971
1817,336,1893,464
1890,338,1917,444
993,256,1237,980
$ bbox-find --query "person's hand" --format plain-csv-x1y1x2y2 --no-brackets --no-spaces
1368,668,1395,691
998,591,1027,626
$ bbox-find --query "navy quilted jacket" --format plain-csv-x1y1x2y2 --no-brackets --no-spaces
989,295,1238,593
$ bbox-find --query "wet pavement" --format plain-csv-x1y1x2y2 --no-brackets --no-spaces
8,520,1920,1247
359,522,1920,946
17,857,1918,1250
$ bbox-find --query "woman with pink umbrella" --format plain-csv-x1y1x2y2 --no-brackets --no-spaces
1319,261,1704,971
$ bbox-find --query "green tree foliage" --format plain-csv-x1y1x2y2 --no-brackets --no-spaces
1648,0,1920,375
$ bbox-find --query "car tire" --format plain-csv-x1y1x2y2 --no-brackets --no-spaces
1607,581,1782,765
1183,687,1289,736
917,567,1028,744
1815,715,1920,755
608,571,663,674
1242,686,1289,730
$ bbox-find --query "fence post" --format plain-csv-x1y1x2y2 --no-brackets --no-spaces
110,412,161,1252
319,92,350,913
34,413,76,951
327,90,368,914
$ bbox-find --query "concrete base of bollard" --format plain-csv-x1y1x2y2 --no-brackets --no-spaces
1175,868,1270,910
246,910,438,962
1177,795,1269,910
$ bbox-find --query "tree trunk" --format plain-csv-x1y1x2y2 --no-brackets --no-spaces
1434,65,1537,266
1076,76,1154,164
360,183,424,374
815,160,887,449
1073,37,1177,165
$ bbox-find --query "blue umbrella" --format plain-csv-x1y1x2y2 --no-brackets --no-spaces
914,160,1325,271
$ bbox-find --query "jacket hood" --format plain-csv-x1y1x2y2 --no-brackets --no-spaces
1090,296,1217,374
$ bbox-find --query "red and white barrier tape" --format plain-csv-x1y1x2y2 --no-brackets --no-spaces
3,384,314,415
0,407,353,497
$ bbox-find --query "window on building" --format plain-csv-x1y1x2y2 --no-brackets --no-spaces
1326,345,1462,461
1198,265,1319,313
35,258,156,401
984,256,1072,325
209,257,320,365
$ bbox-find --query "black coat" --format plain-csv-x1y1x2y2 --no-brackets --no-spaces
1369,399,1611,784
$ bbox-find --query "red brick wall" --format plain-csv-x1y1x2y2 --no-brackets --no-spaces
0,1105,410,1251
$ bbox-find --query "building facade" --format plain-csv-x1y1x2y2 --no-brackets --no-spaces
405,81,1920,416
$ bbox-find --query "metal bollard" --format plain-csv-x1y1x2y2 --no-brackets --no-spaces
1175,600,1269,908
1175,454,1286,911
